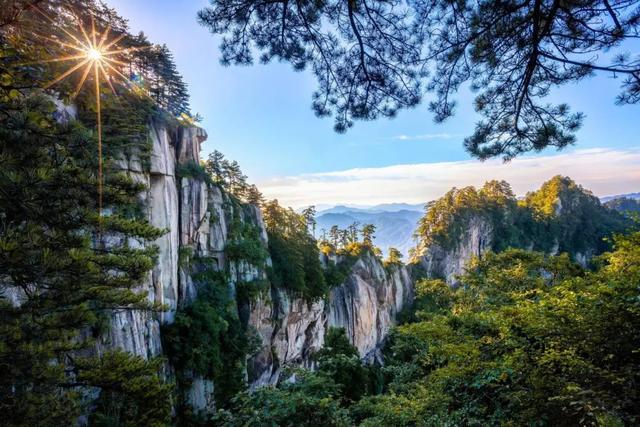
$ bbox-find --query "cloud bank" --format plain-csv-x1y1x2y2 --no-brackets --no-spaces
258,148,640,208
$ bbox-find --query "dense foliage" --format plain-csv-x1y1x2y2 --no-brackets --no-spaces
215,233,640,426
0,89,170,426
354,233,640,425
205,150,264,204
214,328,377,426
199,0,640,159
162,268,260,412
416,176,632,259
262,199,329,300
0,2,194,424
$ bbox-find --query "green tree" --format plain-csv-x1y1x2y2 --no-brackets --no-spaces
0,93,169,425
301,205,317,235
205,149,226,184
198,0,640,159
213,371,351,427
384,247,403,267
361,224,376,247
314,328,371,403
347,222,359,244
356,234,640,425
213,328,377,425
329,225,341,248
415,176,632,259
0,5,187,424
262,199,328,299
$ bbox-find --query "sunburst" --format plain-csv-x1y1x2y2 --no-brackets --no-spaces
31,6,149,224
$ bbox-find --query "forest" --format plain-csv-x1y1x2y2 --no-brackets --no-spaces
1,1,639,426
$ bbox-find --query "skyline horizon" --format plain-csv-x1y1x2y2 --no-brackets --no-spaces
259,147,640,208
106,0,639,186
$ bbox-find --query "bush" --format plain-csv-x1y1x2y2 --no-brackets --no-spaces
161,269,258,408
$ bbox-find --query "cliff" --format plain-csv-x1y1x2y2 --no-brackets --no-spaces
100,121,414,412
248,251,413,387
413,178,630,284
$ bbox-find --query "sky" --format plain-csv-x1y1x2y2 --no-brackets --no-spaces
105,0,640,208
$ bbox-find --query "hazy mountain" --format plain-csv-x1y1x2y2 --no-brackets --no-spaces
317,203,424,215
600,192,640,203
316,208,423,257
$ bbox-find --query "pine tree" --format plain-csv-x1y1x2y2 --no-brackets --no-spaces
206,149,227,184
1,7,173,424
199,0,640,159
361,224,376,247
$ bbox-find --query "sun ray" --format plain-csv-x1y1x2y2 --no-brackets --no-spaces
101,56,129,67
30,32,87,53
33,6,90,51
33,7,151,226
102,46,150,56
19,53,87,65
101,33,127,51
98,61,118,96
97,24,111,50
102,61,143,91
43,58,91,89
71,60,94,99
70,10,94,48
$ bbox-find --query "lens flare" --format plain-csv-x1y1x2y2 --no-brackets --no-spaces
31,7,150,228
87,48,103,61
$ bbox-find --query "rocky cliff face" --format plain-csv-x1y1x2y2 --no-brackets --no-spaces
100,121,414,411
248,252,413,387
415,216,493,284
414,177,622,284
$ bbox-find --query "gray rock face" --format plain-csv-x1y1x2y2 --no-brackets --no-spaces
100,121,413,411
416,216,493,284
247,251,414,387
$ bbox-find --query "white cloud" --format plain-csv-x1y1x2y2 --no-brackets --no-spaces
392,133,460,141
258,148,640,208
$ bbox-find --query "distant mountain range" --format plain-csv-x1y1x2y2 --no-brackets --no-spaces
314,192,639,258
316,204,425,257
600,192,640,203
317,203,425,215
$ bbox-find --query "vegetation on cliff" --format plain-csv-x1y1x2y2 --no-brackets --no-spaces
262,199,328,300
353,233,640,425
0,88,170,426
415,176,632,260
0,2,193,424
213,328,378,427
213,233,640,426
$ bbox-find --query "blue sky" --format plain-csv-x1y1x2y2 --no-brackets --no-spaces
106,0,639,207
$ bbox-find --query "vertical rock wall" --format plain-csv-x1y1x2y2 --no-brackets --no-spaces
100,121,415,410
247,251,414,387
415,216,493,284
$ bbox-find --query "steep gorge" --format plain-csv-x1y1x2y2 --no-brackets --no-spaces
101,121,413,413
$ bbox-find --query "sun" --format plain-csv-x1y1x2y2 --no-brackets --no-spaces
30,6,150,225
87,47,103,61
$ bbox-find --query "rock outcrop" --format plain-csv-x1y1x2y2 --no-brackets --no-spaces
413,176,627,284
247,251,413,387
415,216,493,284
97,121,414,411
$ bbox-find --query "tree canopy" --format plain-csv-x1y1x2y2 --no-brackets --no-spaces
199,0,640,159
0,2,193,424
356,234,640,425
211,232,640,425
415,176,633,258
